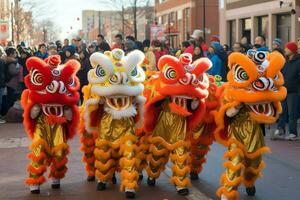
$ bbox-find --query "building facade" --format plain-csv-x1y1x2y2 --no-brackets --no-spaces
82,6,155,44
219,0,300,48
155,0,219,48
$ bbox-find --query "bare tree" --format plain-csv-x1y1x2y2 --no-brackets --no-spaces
108,0,152,39
36,19,59,43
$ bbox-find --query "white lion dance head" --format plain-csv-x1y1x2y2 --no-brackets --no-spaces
87,48,146,121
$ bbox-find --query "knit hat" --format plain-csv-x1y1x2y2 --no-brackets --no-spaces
211,35,220,42
272,38,282,47
285,42,298,54
210,41,222,51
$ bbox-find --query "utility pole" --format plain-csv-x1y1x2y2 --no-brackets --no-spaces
10,2,14,43
98,11,101,35
133,0,137,39
122,5,125,37
203,0,206,42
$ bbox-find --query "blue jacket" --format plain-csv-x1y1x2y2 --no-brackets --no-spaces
34,51,48,60
207,54,222,76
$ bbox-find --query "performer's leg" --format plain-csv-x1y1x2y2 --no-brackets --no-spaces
80,131,96,181
94,138,115,191
170,142,191,195
217,142,244,200
190,128,214,180
26,127,49,194
243,154,265,196
48,127,69,189
119,134,139,198
26,140,48,194
136,135,149,181
146,140,169,186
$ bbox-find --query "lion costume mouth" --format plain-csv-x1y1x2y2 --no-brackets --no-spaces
171,95,200,112
247,102,275,117
42,104,64,117
105,96,134,110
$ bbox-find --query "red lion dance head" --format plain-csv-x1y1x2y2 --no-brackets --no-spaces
21,55,81,139
144,53,212,132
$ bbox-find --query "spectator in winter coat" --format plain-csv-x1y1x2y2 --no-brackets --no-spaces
34,43,48,59
274,42,300,141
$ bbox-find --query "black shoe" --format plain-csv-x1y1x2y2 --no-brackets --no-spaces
125,191,136,199
177,188,189,196
190,172,199,180
246,186,256,196
51,184,60,189
139,174,143,181
97,182,106,191
87,176,95,182
30,189,40,194
147,177,156,186
112,174,117,184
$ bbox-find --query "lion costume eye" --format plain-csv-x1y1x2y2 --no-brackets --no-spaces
95,65,106,77
31,69,43,86
234,65,249,82
131,67,138,77
68,77,75,87
164,66,177,80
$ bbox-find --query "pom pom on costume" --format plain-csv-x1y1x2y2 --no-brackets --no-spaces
21,56,80,193
80,49,146,198
143,53,213,195
214,51,287,200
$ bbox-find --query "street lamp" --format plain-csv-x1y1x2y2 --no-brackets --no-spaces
203,0,206,42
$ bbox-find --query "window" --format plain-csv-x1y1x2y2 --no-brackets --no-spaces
258,16,268,44
277,14,291,45
242,18,251,44
228,20,236,48
184,7,191,39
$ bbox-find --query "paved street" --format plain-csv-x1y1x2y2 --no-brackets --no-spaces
0,123,299,200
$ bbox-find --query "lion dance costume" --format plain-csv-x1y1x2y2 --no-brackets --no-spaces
80,49,145,198
22,55,80,194
143,53,213,195
214,51,286,200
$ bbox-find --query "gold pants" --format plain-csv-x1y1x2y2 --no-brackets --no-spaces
26,115,69,186
217,112,270,200
146,109,191,188
94,113,139,191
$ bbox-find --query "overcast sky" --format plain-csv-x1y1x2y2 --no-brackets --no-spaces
22,0,153,39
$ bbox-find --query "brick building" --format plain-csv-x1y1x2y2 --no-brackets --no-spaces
155,0,219,48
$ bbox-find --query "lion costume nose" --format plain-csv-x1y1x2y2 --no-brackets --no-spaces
252,77,274,91
46,80,67,94
179,73,198,85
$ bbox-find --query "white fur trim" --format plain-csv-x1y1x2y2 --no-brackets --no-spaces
84,98,100,133
90,52,113,70
135,95,146,129
91,84,144,97
30,185,39,191
104,104,137,119
122,50,145,73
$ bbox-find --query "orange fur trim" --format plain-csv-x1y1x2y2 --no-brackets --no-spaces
27,152,47,162
27,164,47,175
120,170,139,181
95,168,115,182
220,174,243,187
119,157,138,168
216,187,238,200
25,176,46,185
145,166,163,179
149,144,168,156
95,159,115,171
94,148,111,160
223,161,245,171
80,145,95,154
49,167,68,179
170,153,190,163
172,165,190,177
147,154,167,167
120,180,138,191
170,176,190,187
45,115,67,125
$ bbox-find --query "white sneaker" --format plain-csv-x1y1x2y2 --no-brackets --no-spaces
0,119,6,124
285,134,298,141
221,194,228,200
272,129,285,140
